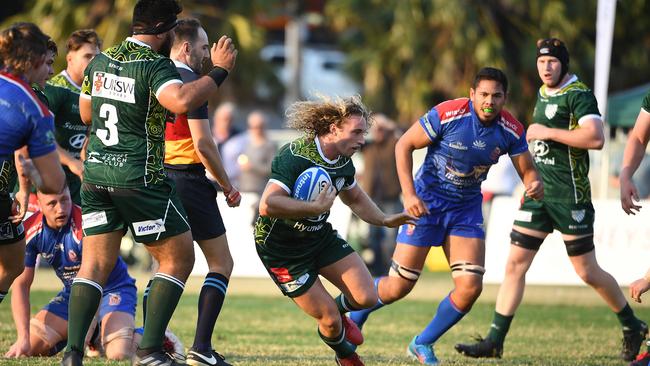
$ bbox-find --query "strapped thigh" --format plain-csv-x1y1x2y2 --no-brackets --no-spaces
510,229,545,251
564,235,595,257
103,326,134,348
30,317,64,348
450,261,486,278
389,260,421,281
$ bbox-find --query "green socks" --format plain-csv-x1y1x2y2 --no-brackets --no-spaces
486,311,514,345
138,273,185,352
318,327,356,358
66,279,102,352
617,303,643,331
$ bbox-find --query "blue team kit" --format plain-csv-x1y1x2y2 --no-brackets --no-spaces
397,98,528,246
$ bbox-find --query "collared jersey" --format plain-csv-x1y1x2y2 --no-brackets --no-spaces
164,60,208,170
45,71,88,159
81,37,182,188
0,72,56,193
255,137,356,250
531,75,601,203
24,205,134,292
417,98,528,203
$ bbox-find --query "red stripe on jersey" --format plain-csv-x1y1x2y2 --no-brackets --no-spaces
24,211,44,244
0,71,51,118
436,98,471,124
165,113,191,141
497,109,525,138
70,205,83,244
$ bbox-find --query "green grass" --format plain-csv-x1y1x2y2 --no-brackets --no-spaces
1,270,649,365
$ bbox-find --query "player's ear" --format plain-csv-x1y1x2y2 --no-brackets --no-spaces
469,88,475,99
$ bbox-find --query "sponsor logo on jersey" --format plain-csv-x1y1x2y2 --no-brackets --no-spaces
92,72,135,104
533,140,549,157
472,140,486,149
293,221,324,232
279,273,310,293
406,224,416,236
0,222,14,240
133,219,166,236
108,293,122,306
82,211,108,229
335,177,345,191
68,249,78,262
69,133,86,149
449,141,467,150
515,210,533,222
545,104,558,119
571,209,586,223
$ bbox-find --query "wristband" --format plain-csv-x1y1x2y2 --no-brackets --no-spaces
208,66,229,87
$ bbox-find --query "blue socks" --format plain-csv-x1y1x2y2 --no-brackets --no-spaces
416,294,466,345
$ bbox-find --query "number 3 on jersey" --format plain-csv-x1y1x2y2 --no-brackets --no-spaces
97,103,119,146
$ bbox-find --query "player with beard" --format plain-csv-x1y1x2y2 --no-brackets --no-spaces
61,0,238,365
162,18,240,366
455,38,647,362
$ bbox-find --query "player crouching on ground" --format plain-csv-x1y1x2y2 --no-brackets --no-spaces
5,184,137,360
254,96,416,366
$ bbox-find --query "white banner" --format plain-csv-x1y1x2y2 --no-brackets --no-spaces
192,193,352,277
484,197,650,286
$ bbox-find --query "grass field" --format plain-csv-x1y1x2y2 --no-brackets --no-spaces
1,270,649,366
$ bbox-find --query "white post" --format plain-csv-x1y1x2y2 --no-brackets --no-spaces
594,0,617,199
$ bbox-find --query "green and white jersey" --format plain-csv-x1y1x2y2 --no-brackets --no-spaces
642,89,650,114
81,37,181,188
531,75,602,204
45,71,88,159
254,137,356,250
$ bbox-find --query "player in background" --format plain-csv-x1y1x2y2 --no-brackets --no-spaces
44,29,102,205
456,38,647,362
0,22,65,306
620,88,650,366
162,18,240,366
255,96,416,366
61,0,237,365
349,67,543,365
5,184,137,361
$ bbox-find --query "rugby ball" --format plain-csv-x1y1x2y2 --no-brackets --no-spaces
292,167,332,201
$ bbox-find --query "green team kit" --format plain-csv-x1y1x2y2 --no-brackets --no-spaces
255,137,356,297
44,71,88,203
643,89,650,113
515,75,602,235
80,37,189,243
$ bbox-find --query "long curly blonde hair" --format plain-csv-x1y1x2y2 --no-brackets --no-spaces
286,95,373,138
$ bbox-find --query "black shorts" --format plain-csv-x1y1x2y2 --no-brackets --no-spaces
166,167,226,241
0,192,24,245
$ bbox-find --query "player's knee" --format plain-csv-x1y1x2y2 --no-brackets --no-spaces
30,317,64,355
510,230,544,251
318,307,342,333
349,289,378,309
451,261,484,302
103,327,134,361
0,260,24,282
564,235,594,257
386,260,419,300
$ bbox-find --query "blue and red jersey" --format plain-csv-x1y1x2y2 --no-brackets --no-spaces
415,98,528,203
0,71,56,188
24,205,134,293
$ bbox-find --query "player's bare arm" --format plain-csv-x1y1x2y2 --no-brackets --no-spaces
395,121,432,217
526,117,604,150
11,149,30,224
620,110,650,215
5,267,35,358
259,182,336,219
79,95,91,125
510,152,544,200
338,184,417,227
187,118,240,207
56,145,83,180
18,151,65,195
158,35,237,115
